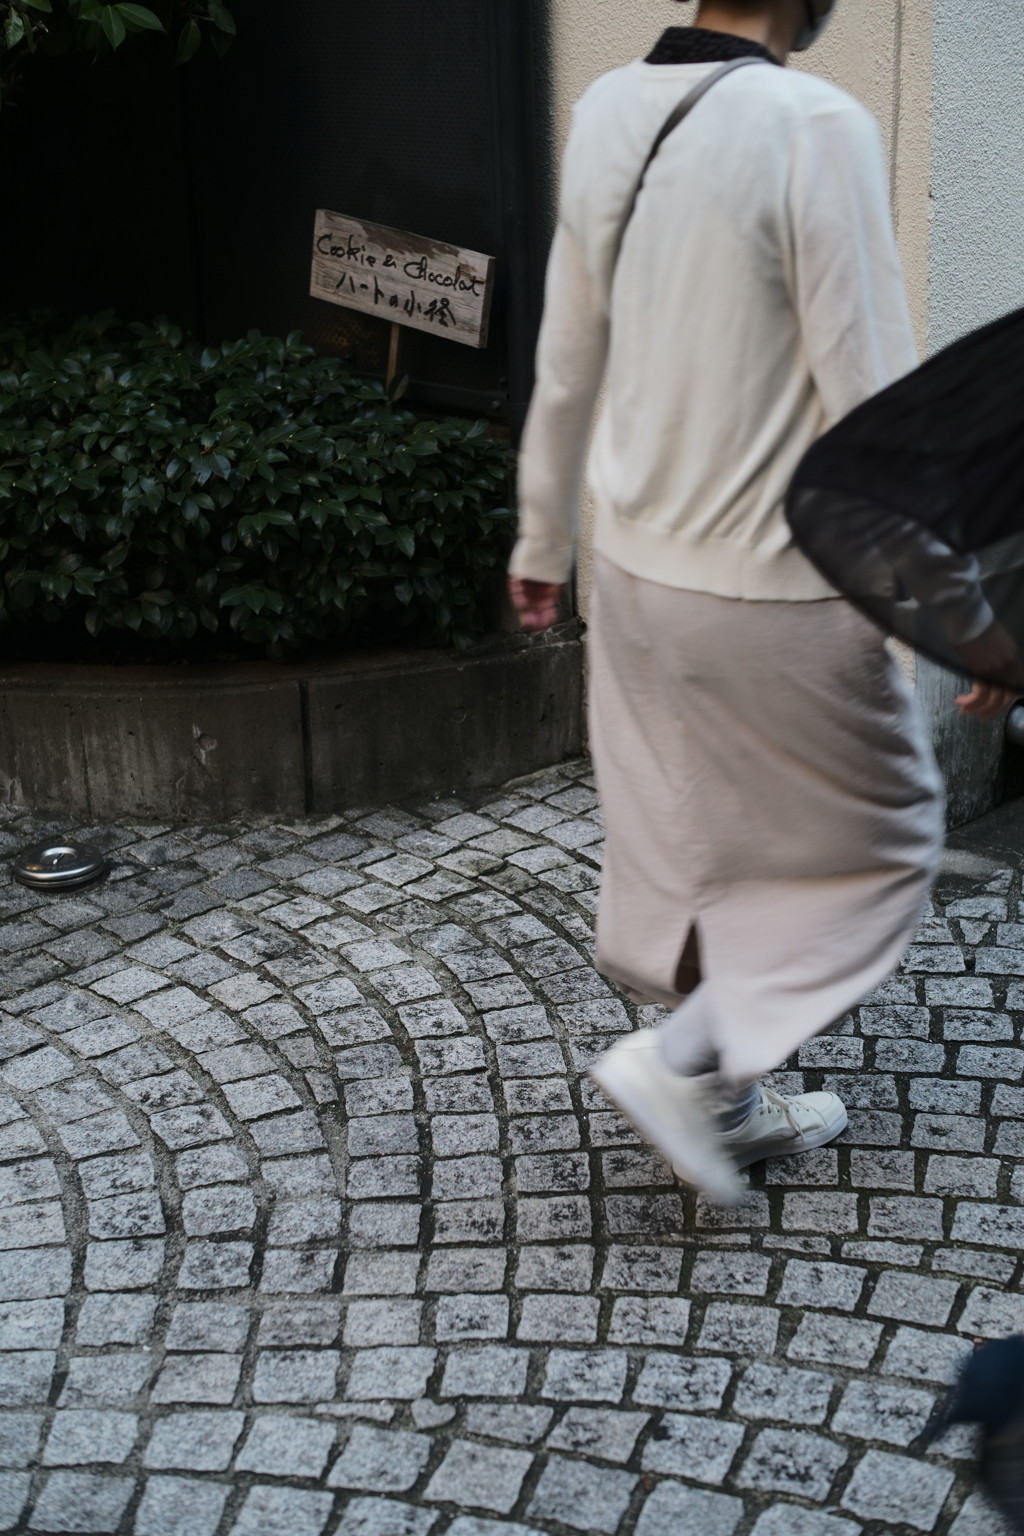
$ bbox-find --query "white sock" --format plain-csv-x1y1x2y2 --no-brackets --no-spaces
718,1081,761,1132
657,983,717,1076
657,985,761,1131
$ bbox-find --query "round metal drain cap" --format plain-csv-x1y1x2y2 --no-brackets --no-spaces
13,842,107,892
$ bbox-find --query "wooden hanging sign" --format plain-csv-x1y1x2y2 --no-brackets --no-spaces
310,210,495,350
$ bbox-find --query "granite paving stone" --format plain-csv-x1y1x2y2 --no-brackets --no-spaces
526,1455,636,1533
463,1404,553,1443
164,1301,249,1352
604,1241,684,1290
777,1260,866,1312
252,1348,340,1402
142,1410,246,1470
787,1313,884,1369
633,1481,744,1536
698,1301,780,1356
642,1411,744,1482
841,1447,955,1529
435,1293,509,1340
0,766,1016,1535
424,1439,533,1511
57,1352,152,1407
607,1295,690,1343
732,1362,834,1425
688,1250,770,1294
0,1296,63,1357
957,1287,1024,1339
749,1510,862,1536
548,1405,648,1463
335,1492,437,1536
133,1474,230,1536
0,1468,30,1529
882,1325,975,1385
442,1346,529,1399
72,1291,155,1347
176,1240,253,1289
0,1413,44,1469
831,1378,935,1444
868,1270,961,1326
228,1484,335,1536
328,1424,432,1491
41,1409,139,1465
737,1426,847,1502
347,1346,436,1399
27,1471,135,1532
150,1353,243,1404
1,1248,80,1305
633,1353,731,1411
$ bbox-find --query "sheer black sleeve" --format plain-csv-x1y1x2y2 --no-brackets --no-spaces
786,305,1024,691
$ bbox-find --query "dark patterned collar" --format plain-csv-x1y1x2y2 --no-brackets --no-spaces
645,27,779,66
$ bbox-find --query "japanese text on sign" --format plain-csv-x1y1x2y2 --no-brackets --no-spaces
310,211,495,350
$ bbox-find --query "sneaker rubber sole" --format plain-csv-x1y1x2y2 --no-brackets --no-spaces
730,1101,848,1170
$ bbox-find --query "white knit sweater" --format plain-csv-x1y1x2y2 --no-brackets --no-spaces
510,58,919,600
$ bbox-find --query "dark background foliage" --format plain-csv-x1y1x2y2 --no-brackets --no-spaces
0,0,545,429
0,0,233,108
0,315,514,660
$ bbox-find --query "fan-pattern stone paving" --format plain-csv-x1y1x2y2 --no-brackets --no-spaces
0,759,1020,1535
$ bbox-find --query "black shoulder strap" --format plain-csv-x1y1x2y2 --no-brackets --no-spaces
613,56,768,266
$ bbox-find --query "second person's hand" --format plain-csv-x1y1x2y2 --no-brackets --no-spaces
956,681,1020,721
508,577,566,632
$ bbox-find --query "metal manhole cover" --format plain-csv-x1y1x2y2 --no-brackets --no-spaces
13,843,108,892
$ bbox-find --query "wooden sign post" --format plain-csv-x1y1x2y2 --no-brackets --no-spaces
311,211,496,382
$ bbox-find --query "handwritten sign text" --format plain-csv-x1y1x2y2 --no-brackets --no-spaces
310,211,495,349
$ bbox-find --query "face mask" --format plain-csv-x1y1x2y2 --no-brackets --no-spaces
793,0,835,50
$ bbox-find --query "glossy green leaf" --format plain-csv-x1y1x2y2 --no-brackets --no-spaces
0,312,510,657
3,9,25,46
208,0,235,33
115,2,163,30
175,16,200,62
100,4,126,46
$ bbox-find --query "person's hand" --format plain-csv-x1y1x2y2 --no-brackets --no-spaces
508,577,565,633
956,681,1020,721
956,619,1024,718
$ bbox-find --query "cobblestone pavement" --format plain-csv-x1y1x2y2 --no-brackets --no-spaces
1,758,1023,1536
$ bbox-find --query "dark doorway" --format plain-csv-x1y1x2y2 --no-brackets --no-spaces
0,0,546,431
183,0,545,426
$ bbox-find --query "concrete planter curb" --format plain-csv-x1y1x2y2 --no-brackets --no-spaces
0,626,584,820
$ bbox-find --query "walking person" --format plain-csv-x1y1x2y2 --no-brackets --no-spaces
509,0,1013,1203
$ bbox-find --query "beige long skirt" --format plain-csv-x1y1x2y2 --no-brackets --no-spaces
589,554,945,1081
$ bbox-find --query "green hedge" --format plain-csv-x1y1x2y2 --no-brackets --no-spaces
0,315,514,655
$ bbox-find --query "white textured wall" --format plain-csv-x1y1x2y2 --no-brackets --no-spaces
928,0,1024,353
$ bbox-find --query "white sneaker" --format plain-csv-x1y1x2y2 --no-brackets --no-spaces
590,1030,744,1205
720,1084,848,1170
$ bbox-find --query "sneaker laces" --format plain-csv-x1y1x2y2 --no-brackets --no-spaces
754,1085,804,1139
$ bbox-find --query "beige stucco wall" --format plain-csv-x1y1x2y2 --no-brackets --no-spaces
541,0,935,613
